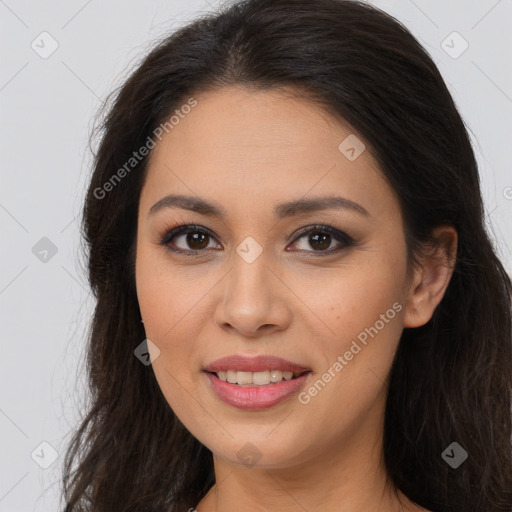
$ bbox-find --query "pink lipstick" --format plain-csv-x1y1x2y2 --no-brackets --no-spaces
203,354,312,409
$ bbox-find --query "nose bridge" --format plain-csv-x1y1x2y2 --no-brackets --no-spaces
215,240,291,335
226,242,273,309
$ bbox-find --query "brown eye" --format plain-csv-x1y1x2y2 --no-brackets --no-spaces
288,225,355,255
159,225,221,253
183,231,210,250
298,231,333,251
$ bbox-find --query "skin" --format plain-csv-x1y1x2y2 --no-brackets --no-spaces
135,85,457,512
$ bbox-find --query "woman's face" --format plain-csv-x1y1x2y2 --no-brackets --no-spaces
135,86,416,469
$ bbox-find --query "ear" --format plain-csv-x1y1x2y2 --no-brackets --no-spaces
403,225,458,328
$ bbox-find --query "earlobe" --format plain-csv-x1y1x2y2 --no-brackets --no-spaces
403,226,458,328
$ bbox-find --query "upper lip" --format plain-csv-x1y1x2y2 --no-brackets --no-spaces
203,355,311,373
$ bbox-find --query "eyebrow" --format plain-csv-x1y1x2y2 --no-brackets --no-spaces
148,193,370,219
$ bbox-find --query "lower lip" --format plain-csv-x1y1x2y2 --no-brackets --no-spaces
204,371,311,410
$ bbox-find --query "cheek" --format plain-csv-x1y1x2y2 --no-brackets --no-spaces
293,248,407,406
296,251,406,345
135,245,213,414
136,259,203,427
293,284,404,444
137,288,204,381
136,241,207,343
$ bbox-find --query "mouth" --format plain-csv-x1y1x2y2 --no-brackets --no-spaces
202,354,312,409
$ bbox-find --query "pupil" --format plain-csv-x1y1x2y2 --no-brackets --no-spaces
310,233,330,250
188,232,208,250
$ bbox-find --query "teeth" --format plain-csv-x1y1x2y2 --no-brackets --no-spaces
253,370,270,385
237,371,253,385
270,370,283,382
217,370,302,386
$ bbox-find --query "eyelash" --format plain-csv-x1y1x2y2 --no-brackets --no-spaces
158,223,356,257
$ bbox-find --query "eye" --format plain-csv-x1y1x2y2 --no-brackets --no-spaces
159,225,221,254
288,224,355,255
158,224,356,256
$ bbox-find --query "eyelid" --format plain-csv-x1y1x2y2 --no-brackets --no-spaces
289,224,355,245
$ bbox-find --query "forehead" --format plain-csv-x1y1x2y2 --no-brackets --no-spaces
140,86,397,221
150,86,362,165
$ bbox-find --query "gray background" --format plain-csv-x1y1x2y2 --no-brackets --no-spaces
1,0,511,510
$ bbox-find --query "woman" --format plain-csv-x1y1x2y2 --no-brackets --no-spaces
62,0,512,511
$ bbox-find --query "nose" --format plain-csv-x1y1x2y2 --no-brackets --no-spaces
214,254,292,338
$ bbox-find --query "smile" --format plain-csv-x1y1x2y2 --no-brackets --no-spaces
202,354,312,409
213,369,308,386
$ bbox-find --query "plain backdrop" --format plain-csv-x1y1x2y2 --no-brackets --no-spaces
1,0,511,510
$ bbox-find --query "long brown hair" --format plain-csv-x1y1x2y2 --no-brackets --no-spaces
62,1,512,510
